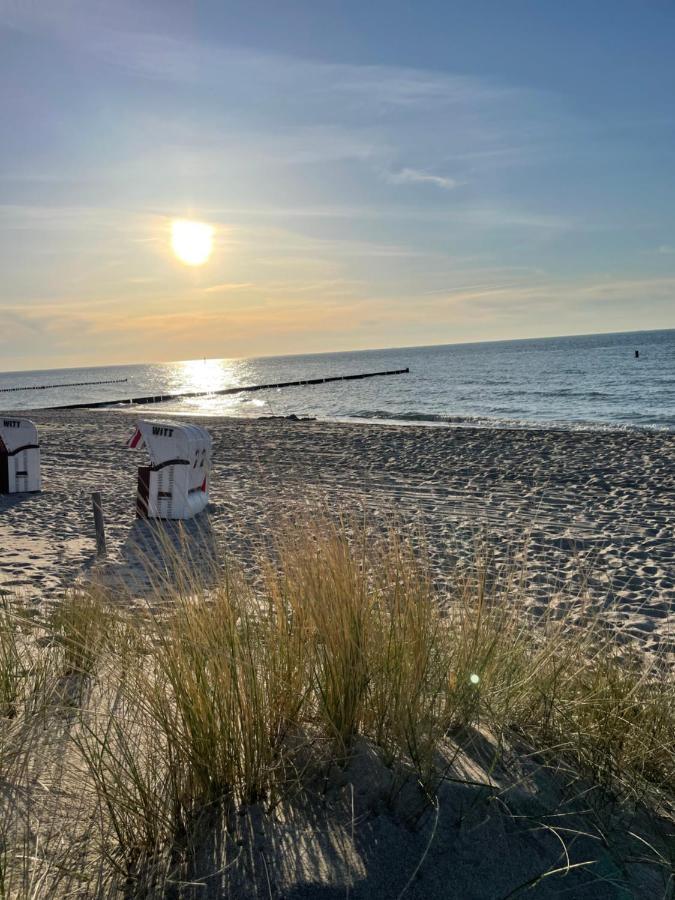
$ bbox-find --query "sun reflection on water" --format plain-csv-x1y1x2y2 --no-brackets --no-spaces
175,358,238,395
158,357,282,418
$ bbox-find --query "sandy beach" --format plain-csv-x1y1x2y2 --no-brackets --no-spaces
2,409,674,899
1,409,673,655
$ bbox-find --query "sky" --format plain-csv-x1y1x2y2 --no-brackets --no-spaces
1,0,674,370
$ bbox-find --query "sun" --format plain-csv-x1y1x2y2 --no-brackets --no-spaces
171,219,214,266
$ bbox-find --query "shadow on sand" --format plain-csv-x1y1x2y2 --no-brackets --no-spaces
157,727,667,899
91,511,221,602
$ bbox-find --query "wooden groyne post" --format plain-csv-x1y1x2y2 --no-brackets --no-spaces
0,378,128,394
50,367,411,410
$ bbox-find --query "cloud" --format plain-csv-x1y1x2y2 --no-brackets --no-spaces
202,282,256,294
0,3,524,109
0,1,574,249
216,125,383,166
0,306,96,359
3,1,657,369
0,2,546,127
0,309,45,338
656,244,675,255
3,272,672,369
387,168,460,191
420,275,675,321
455,208,572,230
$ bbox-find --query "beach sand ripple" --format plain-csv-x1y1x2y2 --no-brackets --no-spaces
0,411,673,656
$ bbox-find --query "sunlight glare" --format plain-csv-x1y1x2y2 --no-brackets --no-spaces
171,219,214,266
178,358,231,394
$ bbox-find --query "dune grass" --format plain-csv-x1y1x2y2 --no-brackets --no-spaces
0,520,673,896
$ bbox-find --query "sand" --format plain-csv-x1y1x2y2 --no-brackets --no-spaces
1,409,674,898
1,409,673,656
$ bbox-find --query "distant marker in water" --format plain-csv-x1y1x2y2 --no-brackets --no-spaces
635,349,640,358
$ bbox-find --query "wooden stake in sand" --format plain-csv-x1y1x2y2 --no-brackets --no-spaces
91,492,107,558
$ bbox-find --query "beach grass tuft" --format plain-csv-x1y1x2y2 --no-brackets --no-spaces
0,519,673,896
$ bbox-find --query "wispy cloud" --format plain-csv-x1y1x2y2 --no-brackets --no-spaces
2,0,667,367
387,168,460,191
420,275,675,321
201,282,256,294
0,2,524,110
5,272,673,352
0,1,573,236
0,2,549,131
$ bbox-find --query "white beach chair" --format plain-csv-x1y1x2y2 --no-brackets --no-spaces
127,419,212,519
0,417,41,494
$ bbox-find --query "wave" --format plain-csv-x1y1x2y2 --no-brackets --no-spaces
348,410,674,432
499,389,615,400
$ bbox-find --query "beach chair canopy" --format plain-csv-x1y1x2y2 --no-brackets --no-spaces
0,418,39,454
127,419,213,520
127,419,212,469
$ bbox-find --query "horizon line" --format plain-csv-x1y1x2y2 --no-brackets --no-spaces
1,325,673,377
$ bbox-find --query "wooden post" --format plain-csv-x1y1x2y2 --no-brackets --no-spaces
52,367,412,409
91,491,107,558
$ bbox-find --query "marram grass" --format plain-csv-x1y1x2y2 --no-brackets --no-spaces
0,520,672,897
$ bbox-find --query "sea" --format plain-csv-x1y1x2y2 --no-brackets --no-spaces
1,329,674,431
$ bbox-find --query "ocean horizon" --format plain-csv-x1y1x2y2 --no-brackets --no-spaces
2,327,674,431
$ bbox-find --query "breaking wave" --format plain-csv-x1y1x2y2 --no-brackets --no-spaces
348,410,674,432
